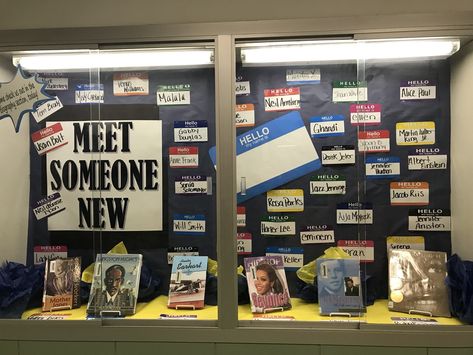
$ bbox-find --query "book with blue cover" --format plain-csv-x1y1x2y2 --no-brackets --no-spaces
317,258,364,315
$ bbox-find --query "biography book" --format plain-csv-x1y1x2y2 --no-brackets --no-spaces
316,258,363,315
244,255,292,313
42,257,81,311
388,250,450,317
86,254,143,316
168,255,208,309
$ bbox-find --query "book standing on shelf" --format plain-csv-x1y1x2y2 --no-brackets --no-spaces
168,255,208,309
42,257,81,311
244,255,292,313
86,254,142,316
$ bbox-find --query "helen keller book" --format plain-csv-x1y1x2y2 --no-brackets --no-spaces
42,257,81,311
244,255,292,313
87,254,142,316
168,255,208,309
316,258,363,315
388,250,450,317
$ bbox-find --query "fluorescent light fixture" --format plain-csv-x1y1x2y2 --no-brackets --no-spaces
241,38,460,65
13,48,214,71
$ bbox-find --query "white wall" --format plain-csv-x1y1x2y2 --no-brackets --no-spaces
451,41,473,261
0,59,30,263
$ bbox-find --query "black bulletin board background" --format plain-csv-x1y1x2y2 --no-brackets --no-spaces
27,60,451,299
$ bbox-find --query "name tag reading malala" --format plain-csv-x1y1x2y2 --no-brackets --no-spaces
321,145,355,166
365,157,400,179
408,209,451,231
174,175,211,195
408,148,447,170
337,240,374,263
32,96,63,123
266,247,304,270
310,174,346,195
386,236,425,251
237,233,252,255
396,122,435,146
75,84,104,104
350,104,381,125
286,68,321,84
332,81,368,103
235,104,255,128
173,214,206,236
32,192,65,220
309,115,345,138
261,216,296,236
264,87,301,112
113,72,148,96
209,111,321,203
174,120,208,142
400,80,436,100
169,146,199,168
157,84,190,105
300,225,335,244
358,130,390,153
267,189,304,212
336,203,373,224
390,182,429,206
237,206,246,227
235,81,250,95
31,122,68,155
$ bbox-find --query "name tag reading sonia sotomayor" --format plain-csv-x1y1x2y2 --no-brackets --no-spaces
266,189,304,212
390,182,429,206
408,209,451,231
365,156,400,179
310,174,346,195
321,145,355,166
261,215,296,236
173,214,206,236
350,104,381,126
309,115,345,138
300,225,335,244
209,111,321,203
174,175,211,195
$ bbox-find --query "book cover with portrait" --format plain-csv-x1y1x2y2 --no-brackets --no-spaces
316,258,363,315
244,255,292,313
388,250,450,317
86,254,142,316
168,255,208,309
42,256,81,311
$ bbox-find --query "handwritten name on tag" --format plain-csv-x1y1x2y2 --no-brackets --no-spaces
337,203,373,224
266,247,304,270
400,80,436,100
75,84,104,104
40,77,69,91
310,174,346,194
169,146,199,168
33,245,67,265
286,68,320,84
350,104,381,125
332,81,367,102
396,122,435,145
175,175,210,195
235,103,255,128
33,192,65,220
261,216,296,236
113,72,148,96
408,209,451,231
300,225,335,244
264,87,301,111
237,233,252,255
390,182,429,206
366,156,400,179
310,115,345,137
237,206,246,227
337,240,374,262
235,81,250,95
157,84,190,105
358,130,390,153
391,317,438,325
321,145,355,165
31,122,68,155
174,120,208,142
32,96,63,123
267,189,304,212
173,214,206,235
408,148,447,170
386,236,425,251
28,313,72,320
167,246,199,264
